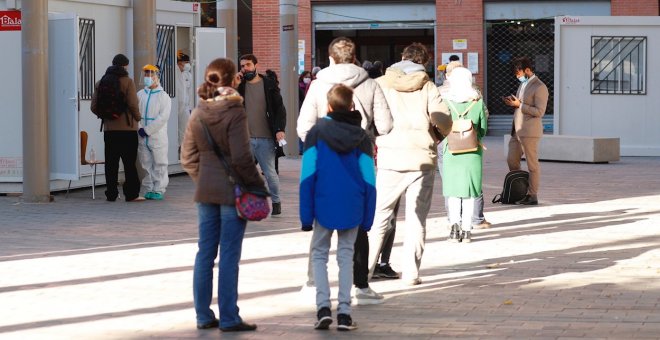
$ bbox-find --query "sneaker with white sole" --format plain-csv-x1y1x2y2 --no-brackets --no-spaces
373,263,399,279
337,313,357,331
314,307,332,330
353,286,384,305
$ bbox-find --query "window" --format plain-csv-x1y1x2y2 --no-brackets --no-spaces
591,36,646,95
79,18,95,100
157,24,176,98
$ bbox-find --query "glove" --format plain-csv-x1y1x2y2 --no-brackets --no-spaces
301,224,313,232
138,128,148,138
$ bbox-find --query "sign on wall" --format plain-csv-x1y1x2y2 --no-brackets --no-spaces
298,40,305,74
0,10,21,31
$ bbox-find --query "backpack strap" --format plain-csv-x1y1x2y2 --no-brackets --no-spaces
447,100,477,119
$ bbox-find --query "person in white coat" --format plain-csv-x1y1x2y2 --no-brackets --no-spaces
137,64,172,200
176,51,193,155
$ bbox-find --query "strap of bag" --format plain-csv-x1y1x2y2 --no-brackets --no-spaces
447,100,477,119
197,117,238,186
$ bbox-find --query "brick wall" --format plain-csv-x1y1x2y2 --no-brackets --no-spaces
252,0,281,74
298,0,312,72
436,0,484,89
611,0,659,16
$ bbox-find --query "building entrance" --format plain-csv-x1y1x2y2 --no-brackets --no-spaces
313,28,435,82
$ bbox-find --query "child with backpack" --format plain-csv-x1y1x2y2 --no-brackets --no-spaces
299,84,376,331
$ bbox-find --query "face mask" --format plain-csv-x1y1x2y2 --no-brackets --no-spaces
518,75,528,83
303,77,311,84
144,76,153,87
243,70,257,81
183,63,191,72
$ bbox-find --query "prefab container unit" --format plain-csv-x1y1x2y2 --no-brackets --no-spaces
0,0,227,194
554,16,660,156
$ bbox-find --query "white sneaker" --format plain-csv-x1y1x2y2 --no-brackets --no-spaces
353,287,384,305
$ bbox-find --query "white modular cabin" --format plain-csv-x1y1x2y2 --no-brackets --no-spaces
0,0,227,194
554,16,660,156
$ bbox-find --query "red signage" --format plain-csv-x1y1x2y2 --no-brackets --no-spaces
193,3,199,13
0,11,21,31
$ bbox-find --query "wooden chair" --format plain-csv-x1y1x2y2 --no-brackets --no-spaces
67,131,105,199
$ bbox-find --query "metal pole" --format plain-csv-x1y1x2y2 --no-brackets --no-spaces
217,0,238,61
280,0,299,156
22,0,51,203
133,0,156,88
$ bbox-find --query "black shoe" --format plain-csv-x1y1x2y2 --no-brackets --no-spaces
314,307,332,330
337,313,357,331
196,319,218,329
220,321,257,332
272,202,282,215
516,195,538,205
448,223,460,242
373,263,399,279
461,231,472,243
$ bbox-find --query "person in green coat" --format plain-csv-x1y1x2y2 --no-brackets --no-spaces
441,67,488,243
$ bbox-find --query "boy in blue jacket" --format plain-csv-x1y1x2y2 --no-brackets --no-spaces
300,84,376,331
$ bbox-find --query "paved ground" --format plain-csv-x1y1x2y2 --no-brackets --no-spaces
1,136,659,339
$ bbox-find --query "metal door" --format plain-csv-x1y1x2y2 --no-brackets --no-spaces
48,12,79,180
194,27,226,106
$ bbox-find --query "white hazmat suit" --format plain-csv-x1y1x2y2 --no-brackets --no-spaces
137,84,172,196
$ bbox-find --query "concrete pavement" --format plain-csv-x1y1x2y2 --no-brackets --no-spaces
1,136,659,339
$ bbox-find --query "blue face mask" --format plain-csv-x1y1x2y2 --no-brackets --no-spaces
518,75,528,83
144,76,153,87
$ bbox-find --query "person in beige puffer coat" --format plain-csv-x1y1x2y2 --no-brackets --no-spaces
367,43,452,286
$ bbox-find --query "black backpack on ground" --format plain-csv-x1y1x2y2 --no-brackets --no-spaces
94,66,128,122
492,170,529,204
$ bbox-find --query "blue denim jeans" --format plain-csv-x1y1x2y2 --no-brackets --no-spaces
193,203,247,328
250,137,280,203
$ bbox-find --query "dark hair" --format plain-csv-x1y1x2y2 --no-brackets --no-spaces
373,60,383,70
401,43,430,65
298,70,311,83
449,54,460,62
239,54,258,65
327,84,353,112
197,58,237,100
362,60,373,71
328,37,356,64
265,69,279,85
112,54,129,67
512,57,533,73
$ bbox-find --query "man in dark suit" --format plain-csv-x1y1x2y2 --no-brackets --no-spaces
503,57,549,205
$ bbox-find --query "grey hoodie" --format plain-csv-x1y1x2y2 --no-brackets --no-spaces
297,63,393,140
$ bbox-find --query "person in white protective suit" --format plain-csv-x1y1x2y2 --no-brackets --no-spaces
176,51,193,155
137,64,172,200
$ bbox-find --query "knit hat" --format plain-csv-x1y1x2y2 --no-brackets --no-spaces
112,54,129,67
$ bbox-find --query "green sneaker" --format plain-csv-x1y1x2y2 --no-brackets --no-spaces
151,192,164,200
144,192,155,199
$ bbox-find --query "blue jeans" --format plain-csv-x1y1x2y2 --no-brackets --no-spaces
311,223,358,315
250,138,280,203
193,203,247,328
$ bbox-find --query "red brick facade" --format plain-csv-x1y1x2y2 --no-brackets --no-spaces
252,0,281,74
254,0,659,87
611,0,659,16
436,0,484,87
